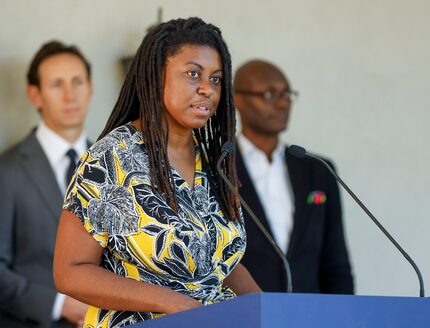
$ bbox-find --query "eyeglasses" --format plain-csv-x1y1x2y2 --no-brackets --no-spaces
235,89,299,104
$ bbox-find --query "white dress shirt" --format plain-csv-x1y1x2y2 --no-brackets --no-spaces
35,121,87,194
35,121,87,320
237,134,294,254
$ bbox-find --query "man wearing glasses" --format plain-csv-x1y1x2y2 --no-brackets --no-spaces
234,60,354,294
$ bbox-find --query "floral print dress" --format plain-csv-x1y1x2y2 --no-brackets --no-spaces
63,122,246,328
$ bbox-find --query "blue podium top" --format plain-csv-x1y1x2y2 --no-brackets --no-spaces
129,292,430,328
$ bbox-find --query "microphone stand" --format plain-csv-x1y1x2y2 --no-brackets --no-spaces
290,145,425,297
217,147,293,293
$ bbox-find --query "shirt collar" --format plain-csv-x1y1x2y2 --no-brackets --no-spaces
35,121,88,165
237,133,285,162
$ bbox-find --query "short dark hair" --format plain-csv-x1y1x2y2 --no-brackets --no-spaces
27,40,91,86
99,17,240,220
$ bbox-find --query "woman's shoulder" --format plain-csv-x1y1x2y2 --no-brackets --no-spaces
86,122,146,160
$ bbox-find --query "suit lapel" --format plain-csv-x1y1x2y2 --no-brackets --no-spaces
19,131,63,219
236,148,275,237
285,149,311,258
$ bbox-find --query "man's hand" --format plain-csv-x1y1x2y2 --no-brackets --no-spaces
61,296,88,324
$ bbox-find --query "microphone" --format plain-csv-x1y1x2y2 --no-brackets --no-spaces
289,145,425,297
217,142,293,293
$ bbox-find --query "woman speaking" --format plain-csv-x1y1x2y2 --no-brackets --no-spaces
53,17,260,327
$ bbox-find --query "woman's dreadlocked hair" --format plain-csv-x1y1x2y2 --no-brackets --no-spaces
99,17,240,220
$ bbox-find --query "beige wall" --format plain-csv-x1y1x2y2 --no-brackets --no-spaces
1,0,429,297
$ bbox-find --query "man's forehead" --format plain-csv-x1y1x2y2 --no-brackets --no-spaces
247,68,289,88
38,54,87,79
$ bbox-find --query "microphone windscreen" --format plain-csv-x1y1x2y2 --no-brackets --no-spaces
221,141,235,157
289,145,307,158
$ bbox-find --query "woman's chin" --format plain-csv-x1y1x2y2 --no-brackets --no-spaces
189,119,210,130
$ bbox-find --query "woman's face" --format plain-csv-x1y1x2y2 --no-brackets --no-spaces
163,44,222,134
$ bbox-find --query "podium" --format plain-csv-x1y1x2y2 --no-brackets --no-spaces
128,292,430,327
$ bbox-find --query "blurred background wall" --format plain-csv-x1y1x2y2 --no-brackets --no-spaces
1,0,429,297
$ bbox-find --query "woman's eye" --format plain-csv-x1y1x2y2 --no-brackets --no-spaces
210,76,221,84
187,71,199,79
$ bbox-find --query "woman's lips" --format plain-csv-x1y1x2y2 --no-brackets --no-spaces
192,105,209,111
190,101,211,115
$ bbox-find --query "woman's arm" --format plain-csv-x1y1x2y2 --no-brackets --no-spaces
53,210,202,314
223,263,262,296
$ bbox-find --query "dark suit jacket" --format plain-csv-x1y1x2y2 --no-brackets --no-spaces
0,130,77,328
237,146,354,294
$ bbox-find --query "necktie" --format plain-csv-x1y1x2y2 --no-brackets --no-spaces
65,149,77,187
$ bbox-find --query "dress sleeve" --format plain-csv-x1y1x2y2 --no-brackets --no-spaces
63,151,110,248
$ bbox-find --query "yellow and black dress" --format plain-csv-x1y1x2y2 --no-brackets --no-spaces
63,122,246,328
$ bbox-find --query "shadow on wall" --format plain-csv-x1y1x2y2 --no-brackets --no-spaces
0,58,39,152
